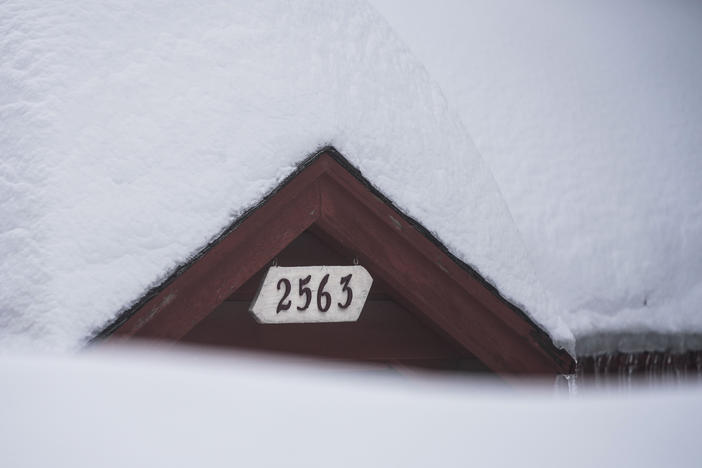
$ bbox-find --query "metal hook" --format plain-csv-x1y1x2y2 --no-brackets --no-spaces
353,256,359,265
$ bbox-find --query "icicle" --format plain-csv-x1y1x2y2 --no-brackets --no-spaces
624,353,635,389
672,353,686,384
579,351,700,390
567,373,578,395
594,354,604,387
635,352,643,388
663,352,674,383
553,373,579,396
553,374,567,395
604,353,613,389
646,353,662,387
574,357,586,387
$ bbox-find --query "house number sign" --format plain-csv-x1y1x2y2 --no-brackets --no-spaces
249,266,373,323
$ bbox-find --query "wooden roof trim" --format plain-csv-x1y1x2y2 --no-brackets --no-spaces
96,152,326,340
315,159,572,374
94,147,574,375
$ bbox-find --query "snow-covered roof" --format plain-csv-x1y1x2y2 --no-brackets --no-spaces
2,0,699,358
0,1,572,354
372,0,702,355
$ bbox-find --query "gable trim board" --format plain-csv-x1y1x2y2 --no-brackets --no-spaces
94,147,574,375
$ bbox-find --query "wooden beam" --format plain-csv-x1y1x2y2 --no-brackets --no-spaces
107,160,326,340
314,156,572,374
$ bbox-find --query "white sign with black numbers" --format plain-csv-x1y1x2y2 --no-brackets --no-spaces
249,265,373,323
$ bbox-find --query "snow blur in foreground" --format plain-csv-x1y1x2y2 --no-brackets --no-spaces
0,345,700,468
370,0,702,354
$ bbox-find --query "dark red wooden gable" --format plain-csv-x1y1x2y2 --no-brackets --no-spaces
96,148,574,376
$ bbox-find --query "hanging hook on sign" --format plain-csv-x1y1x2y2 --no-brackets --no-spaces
271,257,278,267
353,256,359,265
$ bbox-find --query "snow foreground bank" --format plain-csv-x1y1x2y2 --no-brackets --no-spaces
1,347,701,468
370,0,702,354
0,1,572,352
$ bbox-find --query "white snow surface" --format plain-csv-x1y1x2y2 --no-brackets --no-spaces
2,347,702,468
371,0,702,355
0,1,573,352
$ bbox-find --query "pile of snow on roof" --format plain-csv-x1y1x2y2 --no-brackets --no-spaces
372,0,702,354
0,0,573,353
